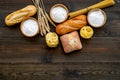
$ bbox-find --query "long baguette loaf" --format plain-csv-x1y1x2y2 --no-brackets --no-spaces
56,15,87,35
5,5,37,26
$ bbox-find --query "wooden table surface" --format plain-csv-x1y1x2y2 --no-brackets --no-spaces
0,0,120,80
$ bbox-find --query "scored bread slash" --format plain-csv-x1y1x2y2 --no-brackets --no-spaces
60,31,82,53
20,17,39,37
5,5,37,26
56,15,87,35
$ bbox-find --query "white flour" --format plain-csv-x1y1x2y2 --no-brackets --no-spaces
88,10,105,27
21,19,38,36
51,6,67,23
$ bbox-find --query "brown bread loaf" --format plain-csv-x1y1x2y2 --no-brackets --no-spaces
5,5,37,26
56,15,87,35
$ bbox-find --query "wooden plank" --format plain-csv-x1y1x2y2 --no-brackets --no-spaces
0,63,120,80
0,37,120,63
0,0,120,80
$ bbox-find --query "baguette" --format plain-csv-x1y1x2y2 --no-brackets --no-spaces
5,5,37,26
56,15,87,35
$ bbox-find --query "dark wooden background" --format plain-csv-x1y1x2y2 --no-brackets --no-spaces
0,0,120,80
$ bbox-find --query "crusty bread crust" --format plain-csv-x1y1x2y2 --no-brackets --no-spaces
5,5,37,26
56,15,87,35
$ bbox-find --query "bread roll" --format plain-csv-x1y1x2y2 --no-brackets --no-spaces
56,15,87,35
5,5,37,26
60,31,82,53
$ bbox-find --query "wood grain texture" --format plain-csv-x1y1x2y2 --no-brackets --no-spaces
0,0,120,80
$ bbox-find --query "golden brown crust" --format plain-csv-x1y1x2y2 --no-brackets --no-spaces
56,15,87,35
5,5,37,26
